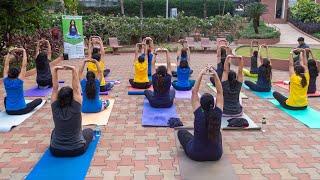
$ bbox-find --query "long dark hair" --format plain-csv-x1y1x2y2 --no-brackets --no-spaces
228,70,237,90
253,50,258,57
200,93,220,141
308,59,319,78
262,58,272,81
220,48,227,58
8,67,20,79
294,65,307,88
179,60,189,69
58,86,73,108
181,48,188,59
36,52,49,70
85,71,96,99
156,66,167,94
92,53,101,62
138,54,145,63
69,20,78,33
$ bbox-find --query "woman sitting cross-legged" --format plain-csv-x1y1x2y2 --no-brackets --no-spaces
35,39,53,88
178,66,223,161
244,45,272,92
50,65,94,157
79,59,110,113
144,48,175,108
215,55,244,117
172,42,193,77
172,59,195,91
3,48,42,115
129,41,152,89
273,49,309,110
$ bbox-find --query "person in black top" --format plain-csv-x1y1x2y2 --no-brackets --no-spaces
178,66,224,161
249,40,259,74
35,39,53,88
244,45,272,92
307,49,319,94
219,55,244,117
294,37,310,64
50,65,93,157
144,48,175,108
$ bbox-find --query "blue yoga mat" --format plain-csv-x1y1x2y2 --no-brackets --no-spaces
269,99,320,128
142,99,178,127
243,84,274,99
26,134,100,180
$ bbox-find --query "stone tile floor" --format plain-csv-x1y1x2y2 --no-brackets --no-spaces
0,53,320,180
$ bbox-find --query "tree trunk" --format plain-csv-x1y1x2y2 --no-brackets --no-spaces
119,0,124,16
203,0,207,18
140,0,143,18
253,18,259,34
222,0,226,15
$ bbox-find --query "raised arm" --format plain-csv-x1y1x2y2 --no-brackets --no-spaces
289,50,295,77
300,49,309,72
191,68,207,112
257,45,263,67
3,52,11,78
237,56,244,83
151,50,157,75
134,43,141,62
97,37,105,58
35,41,40,59
88,38,93,59
93,59,102,82
18,48,27,80
165,49,172,76
78,60,87,82
64,65,82,104
222,55,231,81
51,66,64,102
210,68,223,110
46,40,52,60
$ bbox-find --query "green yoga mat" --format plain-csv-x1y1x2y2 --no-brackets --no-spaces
269,99,320,128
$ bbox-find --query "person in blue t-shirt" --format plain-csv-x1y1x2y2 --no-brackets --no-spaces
3,48,42,115
244,45,272,92
172,60,195,91
79,59,110,113
172,45,193,77
178,66,223,161
145,37,154,76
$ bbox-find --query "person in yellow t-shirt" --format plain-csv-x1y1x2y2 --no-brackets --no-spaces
273,49,309,110
129,42,151,89
87,36,113,92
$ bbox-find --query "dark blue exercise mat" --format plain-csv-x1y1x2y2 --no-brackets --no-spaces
26,134,100,180
142,99,178,127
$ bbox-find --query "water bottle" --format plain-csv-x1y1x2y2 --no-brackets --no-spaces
261,117,267,132
95,125,101,137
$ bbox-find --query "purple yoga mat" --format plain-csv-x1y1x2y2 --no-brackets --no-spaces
175,90,192,99
141,99,178,127
24,86,53,97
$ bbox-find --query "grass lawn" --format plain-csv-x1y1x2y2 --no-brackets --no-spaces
236,46,320,60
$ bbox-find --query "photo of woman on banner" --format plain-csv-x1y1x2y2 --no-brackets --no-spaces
67,19,80,39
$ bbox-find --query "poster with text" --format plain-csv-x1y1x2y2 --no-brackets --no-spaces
62,15,85,59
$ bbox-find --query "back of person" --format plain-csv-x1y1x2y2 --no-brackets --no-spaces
308,60,318,93
287,73,309,107
152,74,171,97
186,107,223,161
256,66,271,90
51,100,85,150
81,79,102,113
250,56,258,74
36,53,52,84
4,78,26,111
222,80,242,115
134,60,148,83
177,67,190,87
87,61,106,86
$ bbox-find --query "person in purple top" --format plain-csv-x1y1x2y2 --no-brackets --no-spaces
178,66,223,161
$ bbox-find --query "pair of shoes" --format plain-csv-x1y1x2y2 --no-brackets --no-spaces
106,82,114,91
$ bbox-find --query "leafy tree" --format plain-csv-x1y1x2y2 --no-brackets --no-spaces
245,2,267,34
64,0,79,15
291,0,320,23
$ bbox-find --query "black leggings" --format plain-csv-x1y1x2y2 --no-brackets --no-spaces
50,128,94,157
178,130,193,153
144,89,175,108
100,82,114,92
273,91,307,110
5,98,42,115
37,79,53,88
129,79,152,89
244,80,271,92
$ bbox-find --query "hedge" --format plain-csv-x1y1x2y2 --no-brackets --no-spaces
239,21,280,39
83,13,245,45
79,0,235,18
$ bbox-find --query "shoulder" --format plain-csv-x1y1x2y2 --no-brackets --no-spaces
194,107,203,116
213,106,223,116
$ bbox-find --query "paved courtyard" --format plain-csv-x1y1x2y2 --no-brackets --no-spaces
0,52,320,180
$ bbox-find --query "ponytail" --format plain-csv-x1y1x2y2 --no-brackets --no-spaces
299,74,307,88
294,65,307,88
85,71,97,99
262,58,272,82
228,70,237,90
156,66,167,94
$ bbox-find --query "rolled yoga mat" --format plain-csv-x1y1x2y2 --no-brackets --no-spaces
207,83,248,99
26,134,100,180
174,130,237,180
82,99,115,126
0,100,46,132
269,99,320,128
273,81,320,97
242,83,274,99
141,99,178,127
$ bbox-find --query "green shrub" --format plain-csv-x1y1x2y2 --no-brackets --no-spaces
314,32,320,39
79,0,235,18
290,0,320,23
239,21,280,39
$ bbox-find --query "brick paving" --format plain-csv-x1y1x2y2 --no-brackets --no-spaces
0,52,320,180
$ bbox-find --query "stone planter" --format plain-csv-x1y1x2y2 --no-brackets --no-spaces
236,37,280,45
